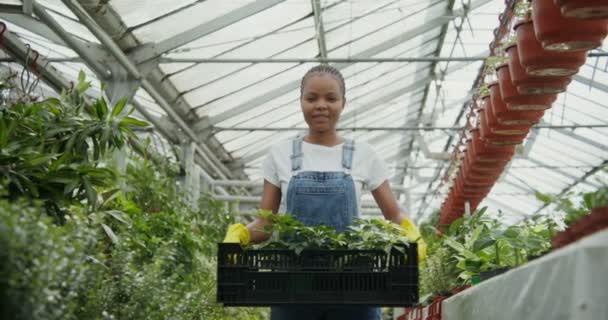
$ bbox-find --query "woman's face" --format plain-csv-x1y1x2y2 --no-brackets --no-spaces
300,73,345,134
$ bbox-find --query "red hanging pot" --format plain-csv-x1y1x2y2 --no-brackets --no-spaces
460,164,500,184
515,19,587,76
506,43,572,95
478,103,530,144
469,128,516,162
490,82,545,127
464,149,507,172
462,160,501,181
455,173,492,193
457,167,494,187
465,153,507,177
555,0,608,19
533,0,608,51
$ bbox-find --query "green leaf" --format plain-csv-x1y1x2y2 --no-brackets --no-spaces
111,97,128,117
83,177,97,206
101,223,119,243
535,191,553,203
27,154,55,167
121,117,149,127
473,236,496,252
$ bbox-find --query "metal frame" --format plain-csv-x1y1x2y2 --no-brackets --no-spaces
204,0,492,127
311,0,327,59
54,0,243,180
129,0,286,64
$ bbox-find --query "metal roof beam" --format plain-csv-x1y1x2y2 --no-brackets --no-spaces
0,29,71,91
1,13,67,46
573,73,608,94
130,0,286,64
311,0,328,59
535,160,608,213
64,0,244,179
207,0,492,127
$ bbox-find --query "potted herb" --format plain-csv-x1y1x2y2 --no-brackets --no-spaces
532,0,608,51
555,0,608,19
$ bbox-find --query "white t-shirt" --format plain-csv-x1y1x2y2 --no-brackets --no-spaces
262,138,389,215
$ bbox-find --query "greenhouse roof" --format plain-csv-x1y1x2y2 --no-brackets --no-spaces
1,0,607,223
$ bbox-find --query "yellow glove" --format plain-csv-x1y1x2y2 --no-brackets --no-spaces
401,217,427,262
223,223,251,245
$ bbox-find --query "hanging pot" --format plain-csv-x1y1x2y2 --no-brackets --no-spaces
506,43,572,95
490,82,545,127
469,128,516,162
478,104,530,144
464,154,505,173
464,148,507,172
460,164,501,184
533,0,608,51
555,0,608,19
515,19,587,76
462,159,501,181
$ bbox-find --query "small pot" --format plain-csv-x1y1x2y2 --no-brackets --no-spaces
469,128,516,162
514,19,587,76
479,102,530,144
555,0,608,19
533,0,608,51
486,82,545,127
506,43,572,96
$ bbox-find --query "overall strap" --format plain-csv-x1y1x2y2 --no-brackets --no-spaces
342,138,355,174
290,136,304,173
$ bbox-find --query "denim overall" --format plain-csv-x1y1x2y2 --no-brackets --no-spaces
270,137,382,320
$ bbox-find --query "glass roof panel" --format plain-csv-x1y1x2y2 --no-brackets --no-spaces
131,0,249,43
111,0,197,28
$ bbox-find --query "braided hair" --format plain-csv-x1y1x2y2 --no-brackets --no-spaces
299,65,346,99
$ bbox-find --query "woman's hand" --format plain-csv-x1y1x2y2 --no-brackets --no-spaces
372,180,427,261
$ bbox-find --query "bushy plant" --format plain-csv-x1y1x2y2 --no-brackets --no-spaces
0,71,267,320
0,193,104,320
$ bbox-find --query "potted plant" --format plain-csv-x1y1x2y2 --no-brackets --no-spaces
498,56,557,110
555,0,608,19
514,19,587,77
532,0,608,51
468,128,516,162
537,185,608,249
478,89,530,144
486,82,545,127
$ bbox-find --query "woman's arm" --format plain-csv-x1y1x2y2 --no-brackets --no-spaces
246,180,281,243
371,180,407,224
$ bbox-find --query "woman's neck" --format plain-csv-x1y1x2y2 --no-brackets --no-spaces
304,131,342,147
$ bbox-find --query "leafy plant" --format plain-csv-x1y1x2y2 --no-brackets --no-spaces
0,71,148,218
515,1,531,18
420,246,459,301
0,71,266,320
254,211,410,255
536,184,608,227
477,83,490,97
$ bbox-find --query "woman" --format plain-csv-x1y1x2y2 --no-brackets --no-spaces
224,65,426,320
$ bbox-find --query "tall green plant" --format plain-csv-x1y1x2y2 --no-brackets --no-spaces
0,71,148,218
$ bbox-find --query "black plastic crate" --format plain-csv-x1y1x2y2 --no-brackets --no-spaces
217,243,419,306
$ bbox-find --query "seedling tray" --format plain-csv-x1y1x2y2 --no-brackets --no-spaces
216,243,419,306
